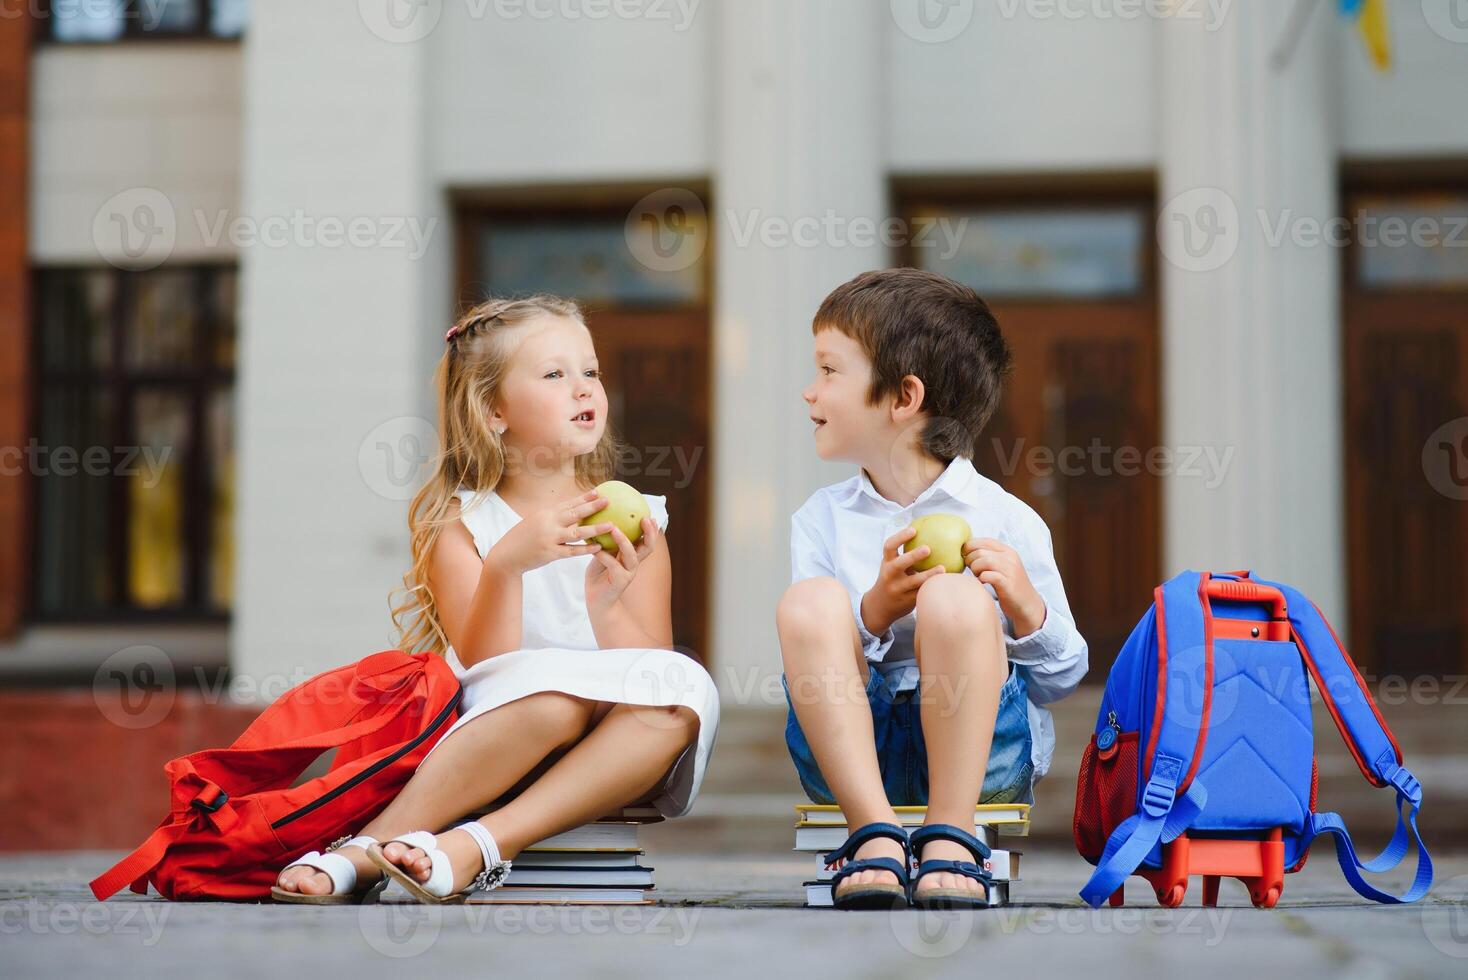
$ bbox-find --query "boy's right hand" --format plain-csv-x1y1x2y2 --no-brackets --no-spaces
487,489,614,575
859,526,947,636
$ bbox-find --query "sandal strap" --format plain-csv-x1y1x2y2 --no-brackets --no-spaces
908,823,991,863
822,822,912,867
914,858,992,901
916,859,991,882
388,830,456,898
281,836,378,896
454,821,513,893
283,850,354,896
830,856,910,891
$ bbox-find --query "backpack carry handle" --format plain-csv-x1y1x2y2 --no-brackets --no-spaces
1203,578,1288,621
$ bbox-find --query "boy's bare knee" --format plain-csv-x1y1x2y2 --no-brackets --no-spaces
776,577,851,639
915,574,999,632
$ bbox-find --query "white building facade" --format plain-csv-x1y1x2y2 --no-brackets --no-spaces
19,0,1468,698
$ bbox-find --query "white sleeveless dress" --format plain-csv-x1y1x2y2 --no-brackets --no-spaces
418,488,720,818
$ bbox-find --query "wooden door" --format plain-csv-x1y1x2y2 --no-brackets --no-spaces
1345,294,1468,676
1343,186,1468,677
586,308,711,662
980,302,1160,667
900,193,1160,673
457,195,713,661
0,9,30,639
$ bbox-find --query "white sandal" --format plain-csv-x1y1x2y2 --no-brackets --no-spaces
271,835,385,905
366,823,512,905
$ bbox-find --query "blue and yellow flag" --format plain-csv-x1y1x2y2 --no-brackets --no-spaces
1341,0,1391,70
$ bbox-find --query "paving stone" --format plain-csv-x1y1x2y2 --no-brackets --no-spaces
4,848,1463,978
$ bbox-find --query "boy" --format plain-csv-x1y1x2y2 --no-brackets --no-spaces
777,268,1087,909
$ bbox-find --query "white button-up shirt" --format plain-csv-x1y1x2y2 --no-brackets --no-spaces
789,455,1088,779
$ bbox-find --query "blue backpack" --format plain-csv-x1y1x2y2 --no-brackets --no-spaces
1074,570,1432,908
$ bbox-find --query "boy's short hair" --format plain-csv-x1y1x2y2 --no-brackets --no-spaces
814,268,1013,462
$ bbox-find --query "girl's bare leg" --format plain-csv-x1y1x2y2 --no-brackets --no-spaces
275,690,596,896
379,700,700,892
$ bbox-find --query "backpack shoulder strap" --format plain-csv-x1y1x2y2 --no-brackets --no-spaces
1256,578,1433,904
90,821,190,901
1080,570,1214,907
1263,579,1402,784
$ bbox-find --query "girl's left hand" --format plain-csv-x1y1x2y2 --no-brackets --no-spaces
584,517,659,613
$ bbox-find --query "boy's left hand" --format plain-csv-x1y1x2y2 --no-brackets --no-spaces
963,537,1047,637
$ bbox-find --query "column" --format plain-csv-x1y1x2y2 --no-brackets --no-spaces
1157,5,1345,621
709,0,887,703
233,1,444,690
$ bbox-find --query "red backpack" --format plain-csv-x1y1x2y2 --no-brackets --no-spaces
91,650,461,902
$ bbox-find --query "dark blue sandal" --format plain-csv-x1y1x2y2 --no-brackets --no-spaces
823,822,912,910
909,823,993,910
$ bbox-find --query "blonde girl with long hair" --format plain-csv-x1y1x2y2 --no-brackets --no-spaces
271,295,719,904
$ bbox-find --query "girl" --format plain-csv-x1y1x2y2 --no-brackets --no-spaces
272,295,719,904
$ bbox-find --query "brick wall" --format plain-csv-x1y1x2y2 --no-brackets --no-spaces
0,692,259,850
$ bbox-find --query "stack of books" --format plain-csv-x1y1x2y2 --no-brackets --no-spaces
462,806,664,905
796,803,1028,908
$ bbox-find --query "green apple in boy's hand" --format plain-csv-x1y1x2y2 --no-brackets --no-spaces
903,514,972,573
579,480,650,551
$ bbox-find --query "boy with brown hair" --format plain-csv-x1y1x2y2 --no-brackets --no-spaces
778,268,1087,909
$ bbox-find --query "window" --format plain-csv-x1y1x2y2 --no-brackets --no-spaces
44,0,248,42
1353,194,1468,291
475,214,708,308
32,266,237,620
907,206,1147,299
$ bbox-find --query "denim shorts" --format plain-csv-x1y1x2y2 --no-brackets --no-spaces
782,664,1035,806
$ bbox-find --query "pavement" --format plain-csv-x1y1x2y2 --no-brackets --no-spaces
7,692,1464,977
6,836,1465,979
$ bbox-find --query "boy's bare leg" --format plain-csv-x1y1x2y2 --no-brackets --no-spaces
911,574,1007,898
777,576,904,898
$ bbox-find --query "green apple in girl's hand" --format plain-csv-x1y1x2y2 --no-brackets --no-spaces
580,480,650,552
903,513,972,573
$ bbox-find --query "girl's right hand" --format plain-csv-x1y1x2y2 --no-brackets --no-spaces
487,489,614,574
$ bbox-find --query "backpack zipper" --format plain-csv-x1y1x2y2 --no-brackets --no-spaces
271,688,463,831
